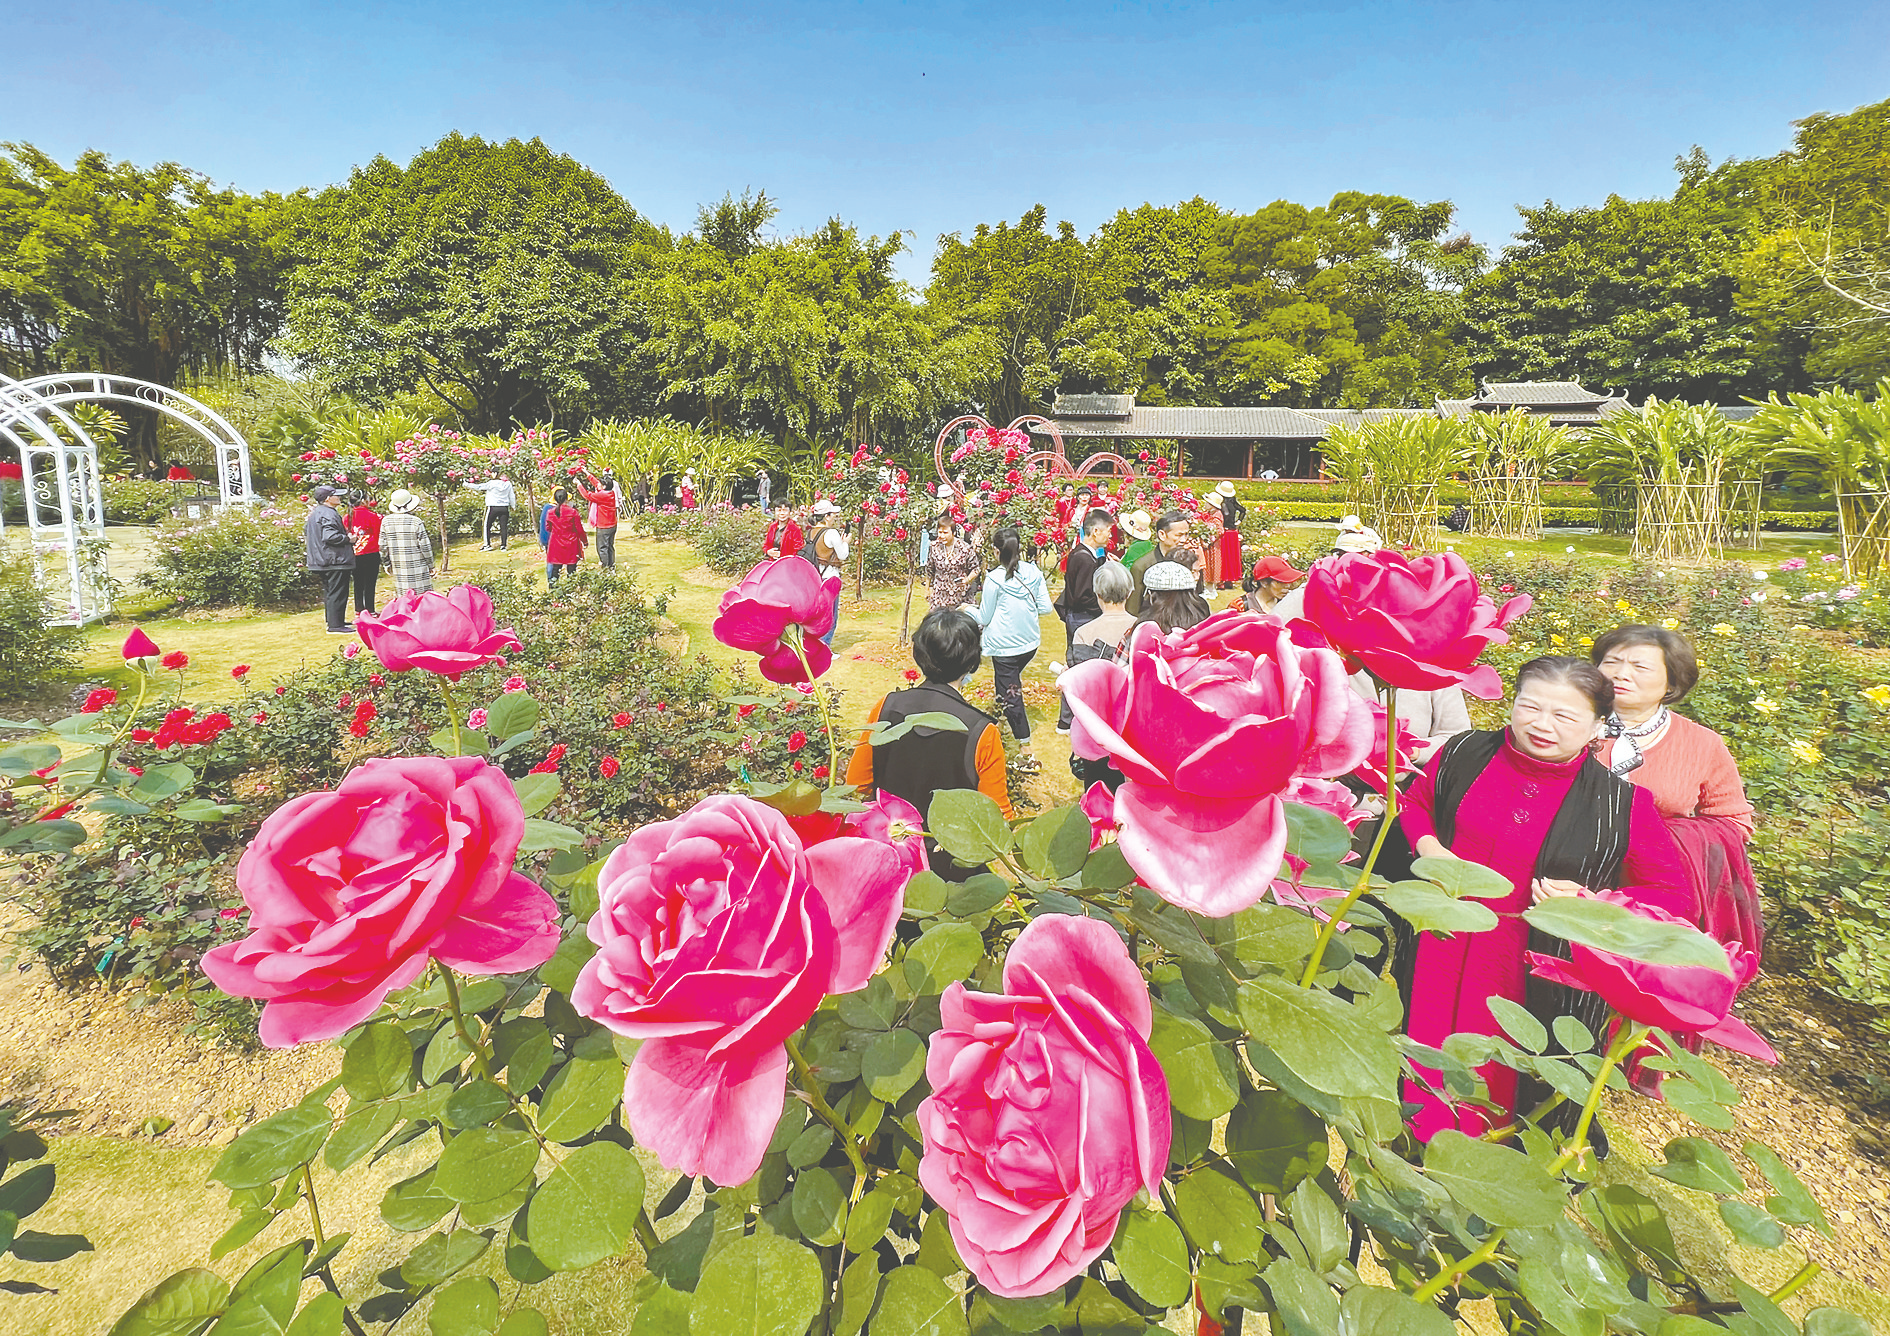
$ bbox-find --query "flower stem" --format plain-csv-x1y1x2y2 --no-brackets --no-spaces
301,1164,326,1250
784,1034,869,1203
1300,686,1399,987
439,679,462,757
436,961,496,1084
787,631,839,783
1768,1259,1821,1305
1411,1227,1504,1303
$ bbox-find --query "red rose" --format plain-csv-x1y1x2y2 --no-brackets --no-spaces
736,704,756,718
231,664,250,679
1290,550,1531,699
201,756,559,1046
161,651,189,671
611,712,633,728
599,755,621,778
130,728,155,743
786,730,808,753
904,669,920,682
80,688,118,713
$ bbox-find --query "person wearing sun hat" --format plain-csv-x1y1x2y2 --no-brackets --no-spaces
1135,559,1214,635
1333,513,1383,554
809,498,851,645
1213,481,1247,590
1119,510,1154,568
380,489,435,596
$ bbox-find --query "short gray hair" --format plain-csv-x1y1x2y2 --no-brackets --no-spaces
1092,560,1133,604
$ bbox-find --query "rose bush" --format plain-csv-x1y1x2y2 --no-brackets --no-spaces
1061,612,1373,915
1291,548,1531,698
570,794,913,1183
919,914,1171,1298
201,755,560,1046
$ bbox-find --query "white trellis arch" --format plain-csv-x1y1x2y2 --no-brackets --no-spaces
19,373,257,505
0,374,112,625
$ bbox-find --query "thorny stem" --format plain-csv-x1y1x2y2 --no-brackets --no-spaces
436,961,561,1158
788,629,840,783
1301,686,1399,987
301,1164,326,1250
1767,1259,1822,1305
784,1034,870,1205
1411,1021,1649,1304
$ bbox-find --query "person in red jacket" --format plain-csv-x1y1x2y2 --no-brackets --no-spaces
578,471,621,569
345,492,383,615
763,498,804,559
544,488,588,586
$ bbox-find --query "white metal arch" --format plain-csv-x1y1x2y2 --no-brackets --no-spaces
0,375,112,625
19,373,256,505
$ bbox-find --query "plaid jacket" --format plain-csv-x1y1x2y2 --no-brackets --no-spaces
380,512,434,592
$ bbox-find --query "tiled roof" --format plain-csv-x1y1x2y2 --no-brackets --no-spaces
1031,405,1331,439
1714,405,1762,422
1049,393,1134,419
1296,408,1435,428
1477,380,1613,405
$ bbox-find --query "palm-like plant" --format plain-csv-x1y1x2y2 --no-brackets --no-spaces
1581,400,1758,560
1461,410,1571,538
1321,416,1473,547
579,419,687,505
1745,380,1890,576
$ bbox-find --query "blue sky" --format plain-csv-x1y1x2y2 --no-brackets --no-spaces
14,1,1888,283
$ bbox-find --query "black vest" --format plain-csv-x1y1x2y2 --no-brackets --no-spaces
872,683,997,883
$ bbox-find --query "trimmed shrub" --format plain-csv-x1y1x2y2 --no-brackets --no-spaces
0,553,80,700
102,475,180,526
140,507,315,609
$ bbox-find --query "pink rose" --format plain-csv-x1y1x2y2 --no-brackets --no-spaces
712,558,841,684
201,757,559,1047
1079,781,1118,849
787,790,928,881
1061,613,1373,916
919,915,1171,1298
1527,891,1774,1062
570,795,912,1184
356,586,519,681
122,627,160,659
1289,550,1531,699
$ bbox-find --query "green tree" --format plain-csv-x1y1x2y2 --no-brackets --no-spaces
1460,189,1779,401
0,143,288,468
281,133,658,432
1202,192,1478,408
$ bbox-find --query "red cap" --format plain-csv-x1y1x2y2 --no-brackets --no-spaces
1251,555,1305,583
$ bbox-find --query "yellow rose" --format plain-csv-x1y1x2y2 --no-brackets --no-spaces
1711,623,1736,636
1661,618,1679,630
1578,635,1593,647
1864,684,1890,709
1551,635,1565,647
1788,740,1823,765
1751,696,1780,715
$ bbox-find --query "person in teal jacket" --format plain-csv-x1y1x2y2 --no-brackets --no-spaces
977,526,1056,759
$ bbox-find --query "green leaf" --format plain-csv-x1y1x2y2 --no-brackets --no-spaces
1486,996,1548,1054
845,1186,899,1254
902,870,950,917
1018,804,1089,880
1112,1206,1191,1307
90,795,153,816
689,1231,825,1336
341,1022,413,1102
1226,1089,1328,1195
382,1168,457,1232
1283,801,1354,865
1289,1178,1348,1275
915,1209,962,1277
870,1264,970,1336
786,1123,834,1168
422,1025,471,1083
131,762,195,801
284,1293,346,1336
1650,1138,1746,1195
837,976,896,1031
1803,1310,1874,1336
519,818,584,853
435,1127,538,1203
906,921,985,994
485,692,541,740
443,1081,513,1131
1261,1256,1339,1336
1174,1167,1265,1263
428,1277,500,1336
833,1252,880,1336
540,934,597,997
431,725,491,756
945,874,1011,918
400,1229,492,1288
1425,1130,1568,1226
511,771,561,818
1237,976,1400,1100
0,1163,56,1217
1718,1201,1786,1249
1728,1279,1799,1336
1552,1014,1595,1054
1742,1141,1830,1234
212,1242,307,1336
1218,903,1319,967
527,1141,645,1271
537,1054,622,1143
630,1283,690,1336
1338,1286,1455,1336
1079,842,1136,890
862,1028,927,1102
173,798,241,823
791,1166,846,1246
110,1268,231,1336
927,789,1012,864
1376,881,1500,934
210,1105,331,1190
209,1210,276,1262
976,1292,1067,1332
1524,897,1732,974
1147,1007,1238,1121
1411,855,1514,899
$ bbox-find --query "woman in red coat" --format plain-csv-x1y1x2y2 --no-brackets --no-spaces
544,487,588,586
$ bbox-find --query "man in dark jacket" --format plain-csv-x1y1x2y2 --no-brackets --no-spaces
1128,509,1201,614
1053,508,1113,655
305,486,357,633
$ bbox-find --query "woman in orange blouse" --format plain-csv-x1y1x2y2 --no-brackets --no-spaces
1591,625,1761,957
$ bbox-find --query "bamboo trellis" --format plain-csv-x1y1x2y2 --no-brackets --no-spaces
1633,474,1725,562
1836,489,1890,581
1467,471,1544,539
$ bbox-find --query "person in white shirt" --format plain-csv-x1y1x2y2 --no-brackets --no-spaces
808,498,850,646
465,477,517,550
1332,514,1383,554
